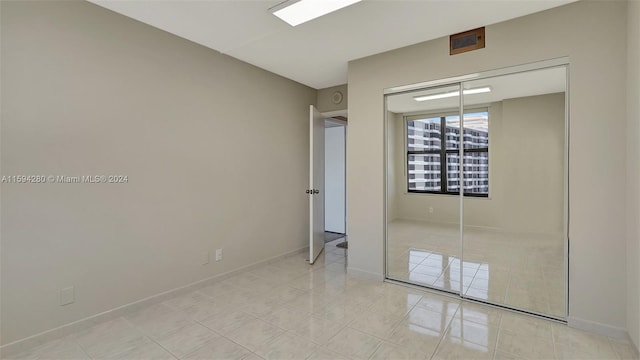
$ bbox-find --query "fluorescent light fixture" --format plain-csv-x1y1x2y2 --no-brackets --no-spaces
271,0,362,27
414,86,491,102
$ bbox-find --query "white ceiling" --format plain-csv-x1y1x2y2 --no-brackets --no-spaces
88,0,577,89
387,66,567,113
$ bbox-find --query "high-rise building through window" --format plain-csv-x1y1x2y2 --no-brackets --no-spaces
407,110,489,196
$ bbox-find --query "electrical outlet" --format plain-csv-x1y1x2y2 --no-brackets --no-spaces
59,286,74,306
202,251,210,265
215,249,223,261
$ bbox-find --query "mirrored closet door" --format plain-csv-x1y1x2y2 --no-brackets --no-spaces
385,63,568,320
386,84,461,294
461,67,567,318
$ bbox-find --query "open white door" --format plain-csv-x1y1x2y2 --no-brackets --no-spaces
309,105,325,264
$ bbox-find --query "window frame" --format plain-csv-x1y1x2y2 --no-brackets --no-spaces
405,109,489,197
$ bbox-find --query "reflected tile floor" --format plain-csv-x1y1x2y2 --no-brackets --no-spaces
6,238,638,360
387,219,566,318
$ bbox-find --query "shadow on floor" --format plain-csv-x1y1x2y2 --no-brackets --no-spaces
325,231,345,243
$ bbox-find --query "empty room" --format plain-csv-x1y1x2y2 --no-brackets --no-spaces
1,0,639,359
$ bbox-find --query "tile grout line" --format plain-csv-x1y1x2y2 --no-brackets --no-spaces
427,301,461,360
139,292,273,359
69,336,93,360
188,317,255,359
366,340,385,360
120,316,180,360
550,321,560,360
384,291,433,359
492,311,504,360
71,334,94,360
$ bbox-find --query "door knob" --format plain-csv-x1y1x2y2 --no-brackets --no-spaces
305,189,311,194
313,189,319,194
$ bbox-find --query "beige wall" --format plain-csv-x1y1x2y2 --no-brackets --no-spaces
348,0,629,332
388,94,565,235
627,0,640,350
317,84,348,113
0,1,316,345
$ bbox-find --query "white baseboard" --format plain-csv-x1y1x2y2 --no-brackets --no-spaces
347,266,384,281
567,316,629,340
0,246,309,358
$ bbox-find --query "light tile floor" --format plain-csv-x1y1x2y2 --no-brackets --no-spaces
6,238,638,360
387,219,565,318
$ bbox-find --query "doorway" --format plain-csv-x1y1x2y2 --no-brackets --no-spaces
325,119,347,245
308,107,348,264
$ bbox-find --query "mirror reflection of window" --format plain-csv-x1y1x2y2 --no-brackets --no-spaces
406,111,488,196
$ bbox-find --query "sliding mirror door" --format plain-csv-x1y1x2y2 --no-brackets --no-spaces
386,84,462,294
461,66,567,319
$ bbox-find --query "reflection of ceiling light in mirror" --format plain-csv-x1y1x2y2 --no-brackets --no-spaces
463,87,492,95
413,91,459,101
271,0,362,27
414,87,491,102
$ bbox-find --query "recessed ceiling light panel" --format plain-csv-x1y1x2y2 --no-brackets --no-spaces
271,0,362,27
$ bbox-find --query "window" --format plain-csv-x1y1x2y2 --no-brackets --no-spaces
407,110,489,196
